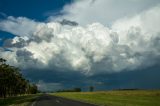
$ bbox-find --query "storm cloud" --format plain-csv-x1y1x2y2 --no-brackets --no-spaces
0,3,160,76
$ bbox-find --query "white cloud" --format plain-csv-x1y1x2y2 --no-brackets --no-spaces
50,0,160,25
0,16,38,37
0,2,160,76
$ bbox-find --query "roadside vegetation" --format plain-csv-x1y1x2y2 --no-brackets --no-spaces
0,58,38,98
0,94,40,106
0,58,39,105
53,90,160,106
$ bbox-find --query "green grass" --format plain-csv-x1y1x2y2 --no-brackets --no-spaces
53,90,160,106
0,94,40,106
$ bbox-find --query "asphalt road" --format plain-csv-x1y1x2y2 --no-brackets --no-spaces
31,94,97,106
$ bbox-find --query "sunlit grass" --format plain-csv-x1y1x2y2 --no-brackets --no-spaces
53,90,160,106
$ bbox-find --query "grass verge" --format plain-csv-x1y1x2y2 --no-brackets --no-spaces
0,94,40,106
53,90,160,106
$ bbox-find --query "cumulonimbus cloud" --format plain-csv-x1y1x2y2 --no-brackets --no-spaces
50,0,160,26
0,1,160,75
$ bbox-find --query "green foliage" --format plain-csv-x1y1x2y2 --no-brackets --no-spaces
0,58,38,98
28,84,38,94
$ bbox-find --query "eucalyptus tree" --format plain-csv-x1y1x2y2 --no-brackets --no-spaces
0,58,38,98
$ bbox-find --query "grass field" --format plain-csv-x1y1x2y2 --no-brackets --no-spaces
53,90,160,106
0,94,40,106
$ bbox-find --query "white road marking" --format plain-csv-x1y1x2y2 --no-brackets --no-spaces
56,100,60,103
31,101,37,106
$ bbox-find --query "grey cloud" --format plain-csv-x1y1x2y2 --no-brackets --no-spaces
14,49,44,70
0,47,4,52
37,80,63,92
59,19,78,26
3,38,28,48
23,65,160,91
16,49,32,57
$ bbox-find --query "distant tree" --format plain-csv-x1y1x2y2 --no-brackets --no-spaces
56,87,81,92
89,86,94,92
74,88,81,92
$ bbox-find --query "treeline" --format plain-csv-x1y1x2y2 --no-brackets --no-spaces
56,88,82,92
56,86,95,93
0,58,38,98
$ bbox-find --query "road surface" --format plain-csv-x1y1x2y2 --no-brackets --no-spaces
31,94,97,106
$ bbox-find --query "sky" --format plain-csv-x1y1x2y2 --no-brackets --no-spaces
0,0,160,91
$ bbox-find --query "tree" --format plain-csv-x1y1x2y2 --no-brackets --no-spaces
74,88,81,92
0,58,38,98
27,84,38,94
89,86,94,92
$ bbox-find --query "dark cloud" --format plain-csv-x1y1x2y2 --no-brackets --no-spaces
89,65,160,90
22,64,160,91
3,38,28,48
16,49,32,57
59,19,78,26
